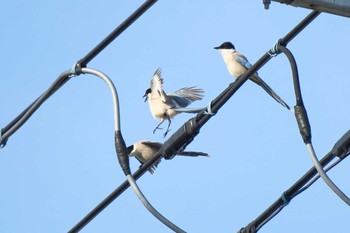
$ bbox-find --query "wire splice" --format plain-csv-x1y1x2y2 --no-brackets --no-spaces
161,117,200,160
294,104,312,144
115,130,130,175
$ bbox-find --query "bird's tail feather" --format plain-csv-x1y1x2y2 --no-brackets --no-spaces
250,75,291,111
178,151,209,157
173,107,206,113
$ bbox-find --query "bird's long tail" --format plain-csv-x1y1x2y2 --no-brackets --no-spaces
178,151,209,157
250,75,291,111
172,107,206,113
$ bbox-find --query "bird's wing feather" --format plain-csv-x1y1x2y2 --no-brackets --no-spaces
140,141,162,151
151,68,167,102
234,55,252,70
167,87,204,108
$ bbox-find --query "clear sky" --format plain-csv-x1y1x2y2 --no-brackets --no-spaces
1,1,349,232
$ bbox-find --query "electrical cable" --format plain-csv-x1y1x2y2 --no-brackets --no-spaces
80,68,120,130
126,175,186,233
277,41,350,205
75,0,158,69
305,143,350,205
291,157,343,198
79,67,186,233
0,70,75,147
256,156,345,231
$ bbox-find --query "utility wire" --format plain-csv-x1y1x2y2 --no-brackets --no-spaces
306,143,350,205
241,136,350,233
76,0,158,69
291,157,344,199
0,70,74,147
256,154,347,231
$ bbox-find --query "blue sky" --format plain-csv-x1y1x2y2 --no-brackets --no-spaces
1,1,349,232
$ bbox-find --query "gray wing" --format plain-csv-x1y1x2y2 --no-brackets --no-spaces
167,87,204,108
140,141,162,151
139,141,162,174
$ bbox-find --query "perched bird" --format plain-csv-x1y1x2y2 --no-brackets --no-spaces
214,41,291,111
127,140,209,174
144,68,205,137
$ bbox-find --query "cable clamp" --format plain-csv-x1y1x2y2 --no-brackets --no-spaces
239,221,256,233
204,101,215,115
267,41,281,57
71,62,83,76
280,191,290,207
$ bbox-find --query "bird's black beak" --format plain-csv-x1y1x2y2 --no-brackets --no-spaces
143,88,151,102
143,93,148,102
126,145,133,155
214,46,219,49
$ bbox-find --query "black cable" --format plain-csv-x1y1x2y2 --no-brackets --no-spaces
0,70,74,147
256,156,345,231
75,0,158,69
291,157,344,199
240,128,350,233
277,45,312,144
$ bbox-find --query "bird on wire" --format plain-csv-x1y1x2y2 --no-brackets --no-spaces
127,140,209,174
214,41,291,111
143,68,205,137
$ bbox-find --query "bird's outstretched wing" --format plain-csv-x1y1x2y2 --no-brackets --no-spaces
151,68,167,102
168,87,204,108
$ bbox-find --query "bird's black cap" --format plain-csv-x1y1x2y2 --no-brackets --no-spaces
214,41,235,50
143,88,151,101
